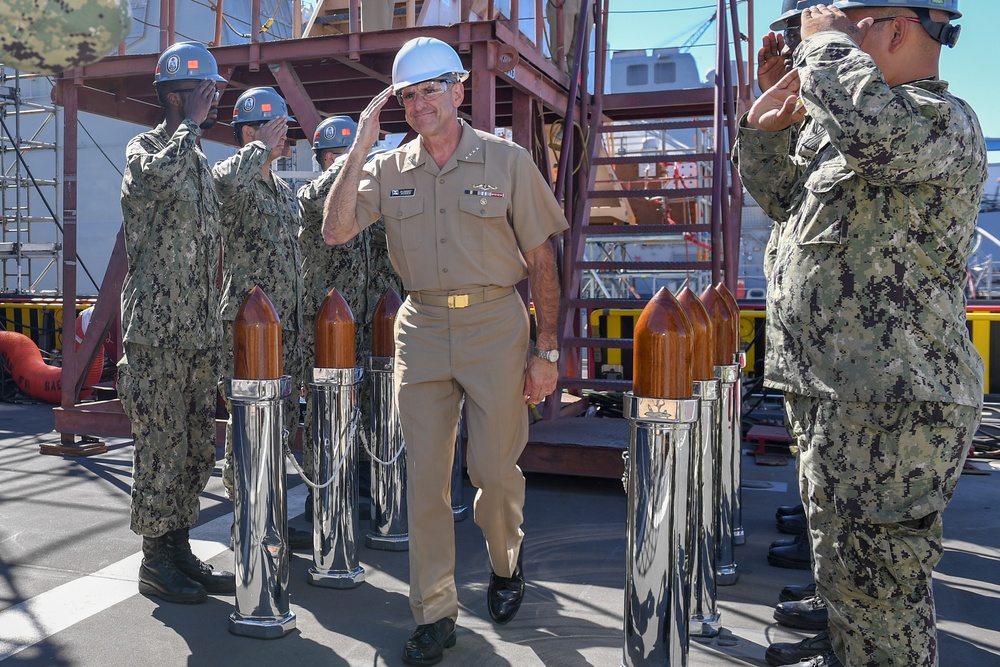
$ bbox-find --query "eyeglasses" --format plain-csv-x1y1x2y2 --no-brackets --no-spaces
174,87,221,101
395,79,456,106
870,16,922,27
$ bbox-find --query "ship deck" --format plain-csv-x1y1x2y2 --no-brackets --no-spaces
2,400,1000,666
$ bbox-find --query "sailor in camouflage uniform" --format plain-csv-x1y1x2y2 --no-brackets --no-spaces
118,42,235,604
297,116,403,519
733,3,986,666
213,87,309,548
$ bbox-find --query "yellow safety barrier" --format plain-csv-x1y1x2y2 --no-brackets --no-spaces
589,308,639,380
0,299,96,351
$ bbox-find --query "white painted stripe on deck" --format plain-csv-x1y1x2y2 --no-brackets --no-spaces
0,484,308,661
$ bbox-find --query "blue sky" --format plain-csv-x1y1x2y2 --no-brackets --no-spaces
605,1,1000,147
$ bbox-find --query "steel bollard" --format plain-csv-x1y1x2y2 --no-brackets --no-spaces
716,283,744,546
309,288,364,588
624,394,699,667
623,286,696,667
228,286,295,639
365,288,408,551
366,354,408,550
227,376,296,638
715,363,740,586
309,366,365,588
689,379,722,636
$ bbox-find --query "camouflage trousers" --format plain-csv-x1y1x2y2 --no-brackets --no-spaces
784,394,980,667
222,320,304,499
118,342,221,537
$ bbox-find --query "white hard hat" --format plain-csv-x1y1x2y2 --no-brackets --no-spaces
391,37,469,93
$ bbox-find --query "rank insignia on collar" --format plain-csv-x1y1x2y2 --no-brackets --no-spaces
464,146,481,159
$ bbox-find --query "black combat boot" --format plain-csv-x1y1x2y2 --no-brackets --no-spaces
165,527,236,595
138,535,208,604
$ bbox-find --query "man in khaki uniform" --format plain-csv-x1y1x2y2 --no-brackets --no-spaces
324,36,567,667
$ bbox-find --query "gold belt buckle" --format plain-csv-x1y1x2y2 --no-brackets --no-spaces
447,294,469,309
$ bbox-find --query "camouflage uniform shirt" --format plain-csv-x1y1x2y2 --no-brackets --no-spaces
213,141,303,332
120,119,223,349
297,155,402,360
733,32,988,408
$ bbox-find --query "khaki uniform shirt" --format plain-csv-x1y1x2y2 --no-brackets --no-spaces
120,120,223,350
732,33,988,407
356,121,568,291
213,141,303,333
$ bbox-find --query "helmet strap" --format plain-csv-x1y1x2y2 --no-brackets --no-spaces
914,8,961,48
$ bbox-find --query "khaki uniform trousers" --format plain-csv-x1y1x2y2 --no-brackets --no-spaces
395,290,529,625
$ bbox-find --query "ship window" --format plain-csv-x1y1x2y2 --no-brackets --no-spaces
626,64,648,86
654,62,677,84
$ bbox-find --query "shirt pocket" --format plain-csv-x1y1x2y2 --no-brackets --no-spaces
457,195,508,251
796,159,855,246
384,196,424,251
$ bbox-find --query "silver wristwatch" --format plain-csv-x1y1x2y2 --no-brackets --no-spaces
532,347,559,363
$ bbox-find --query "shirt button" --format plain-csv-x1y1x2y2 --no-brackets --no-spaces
439,179,445,184
442,268,449,273
440,238,446,244
440,208,445,214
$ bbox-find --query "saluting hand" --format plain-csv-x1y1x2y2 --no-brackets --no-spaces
356,86,393,153
255,117,288,152
757,32,789,93
801,4,874,43
184,79,218,127
747,68,808,132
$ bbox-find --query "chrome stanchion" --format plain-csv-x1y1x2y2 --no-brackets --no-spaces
732,353,745,546
715,363,740,586
623,393,698,667
227,375,296,639
689,379,722,637
308,367,365,588
365,355,408,550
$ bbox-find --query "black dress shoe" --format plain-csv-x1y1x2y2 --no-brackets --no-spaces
768,538,812,570
776,512,808,535
774,595,828,630
488,545,525,624
765,630,832,666
778,581,817,602
774,503,805,520
402,618,456,666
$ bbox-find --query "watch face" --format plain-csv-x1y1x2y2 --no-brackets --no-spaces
535,348,559,362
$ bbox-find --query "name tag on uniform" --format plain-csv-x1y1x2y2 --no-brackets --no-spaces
390,188,415,197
